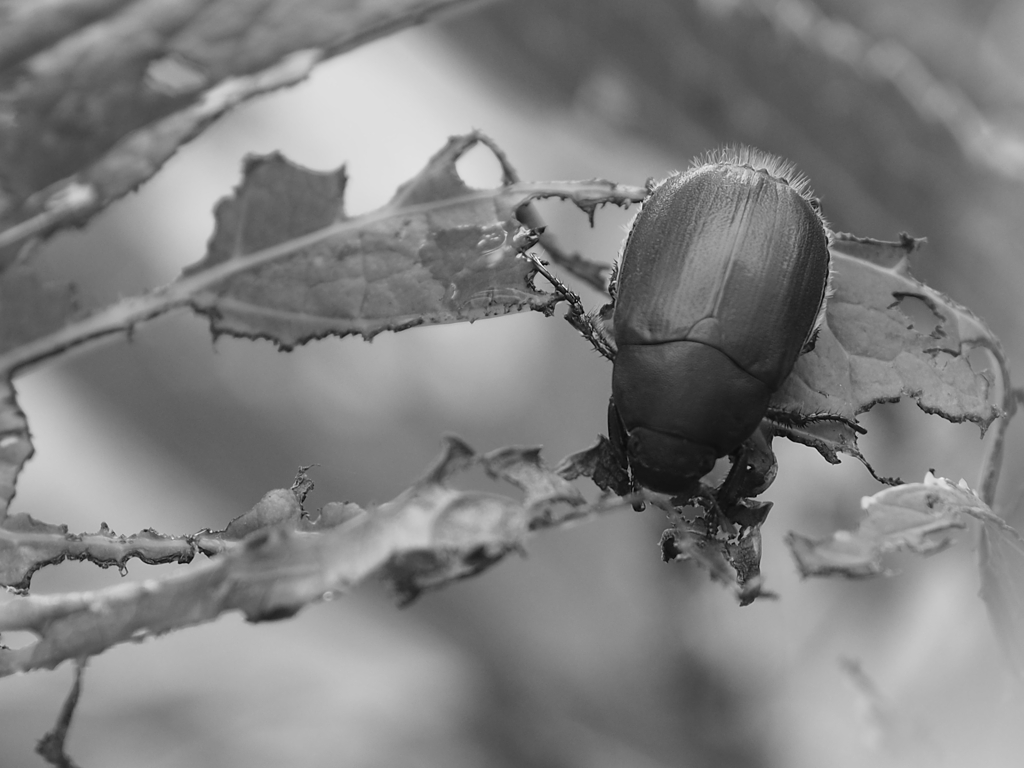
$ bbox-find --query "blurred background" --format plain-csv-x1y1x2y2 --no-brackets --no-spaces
3,0,1024,765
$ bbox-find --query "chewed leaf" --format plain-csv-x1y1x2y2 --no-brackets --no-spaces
479,445,585,508
0,143,645,528
772,234,1001,467
825,232,920,268
554,436,632,497
0,439,627,673
0,0,473,260
184,134,560,348
658,497,775,605
767,416,900,486
787,473,978,577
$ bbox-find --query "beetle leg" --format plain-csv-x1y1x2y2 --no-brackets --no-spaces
607,398,644,509
607,260,620,302
764,408,866,435
718,424,778,503
800,327,821,354
525,251,618,360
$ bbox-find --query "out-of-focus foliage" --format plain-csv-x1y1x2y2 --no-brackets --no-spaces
978,503,1024,676
0,268,77,355
0,0,477,262
3,0,1024,766
444,0,1024,357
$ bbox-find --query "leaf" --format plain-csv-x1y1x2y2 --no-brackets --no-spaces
554,436,632,497
0,139,646,529
0,0,477,261
789,472,1024,676
0,380,32,518
0,268,78,356
771,235,1001,467
658,498,775,605
183,133,563,347
479,445,585,509
975,510,1024,677
0,268,80,526
0,438,626,675
786,473,978,577
221,489,304,539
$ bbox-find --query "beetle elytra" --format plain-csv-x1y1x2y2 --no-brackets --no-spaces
607,147,832,495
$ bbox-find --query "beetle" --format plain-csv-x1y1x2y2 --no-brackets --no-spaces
605,147,832,496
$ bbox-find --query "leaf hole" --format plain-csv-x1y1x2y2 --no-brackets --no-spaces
857,400,983,486
0,630,36,650
892,293,943,336
455,144,507,189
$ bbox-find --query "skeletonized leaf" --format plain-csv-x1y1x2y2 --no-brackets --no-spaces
184,134,562,347
787,473,979,577
0,0,476,261
771,234,1001,467
0,438,625,675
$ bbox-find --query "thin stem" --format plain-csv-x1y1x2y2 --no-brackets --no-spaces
974,337,1018,508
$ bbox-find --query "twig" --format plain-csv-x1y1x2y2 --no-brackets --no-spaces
973,337,1018,508
36,660,86,768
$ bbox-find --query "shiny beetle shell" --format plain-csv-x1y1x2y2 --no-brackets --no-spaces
609,148,831,494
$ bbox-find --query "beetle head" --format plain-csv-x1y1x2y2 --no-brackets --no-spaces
608,398,717,496
625,426,717,496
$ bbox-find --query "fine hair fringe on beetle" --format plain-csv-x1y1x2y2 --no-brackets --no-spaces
532,146,865,512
